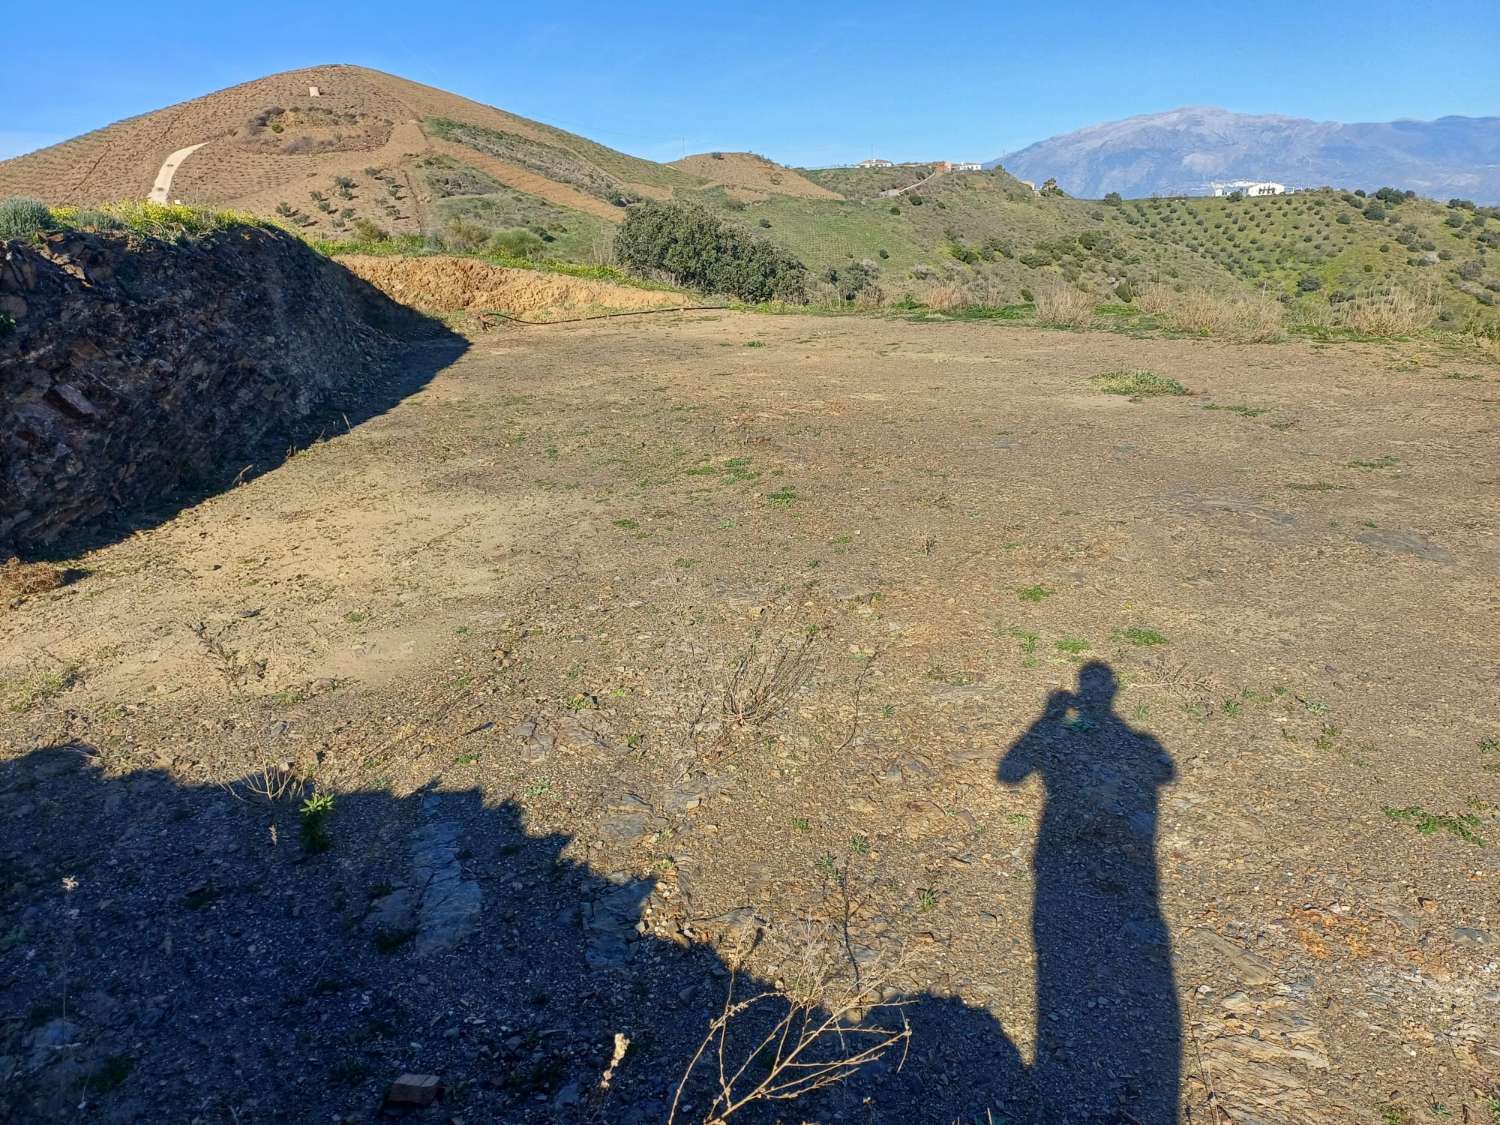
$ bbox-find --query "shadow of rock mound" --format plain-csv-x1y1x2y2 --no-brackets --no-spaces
0,746,1034,1123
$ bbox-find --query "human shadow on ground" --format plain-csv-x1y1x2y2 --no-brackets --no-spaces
999,661,1181,1122
0,662,1178,1122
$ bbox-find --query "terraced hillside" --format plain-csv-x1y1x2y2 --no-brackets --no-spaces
0,65,712,243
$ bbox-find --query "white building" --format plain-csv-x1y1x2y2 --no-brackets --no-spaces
951,162,982,173
857,158,894,168
1213,180,1286,197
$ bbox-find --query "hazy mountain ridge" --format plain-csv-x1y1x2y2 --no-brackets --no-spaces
994,107,1500,202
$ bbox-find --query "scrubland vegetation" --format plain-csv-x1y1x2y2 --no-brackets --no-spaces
7,189,1496,359
1,197,272,241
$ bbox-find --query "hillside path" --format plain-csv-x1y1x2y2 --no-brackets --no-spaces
149,142,208,203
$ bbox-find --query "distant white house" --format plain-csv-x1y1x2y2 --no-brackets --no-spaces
857,158,894,168
1213,180,1285,197
951,162,983,173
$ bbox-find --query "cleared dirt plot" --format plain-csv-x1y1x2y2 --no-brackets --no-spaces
2,313,1497,1122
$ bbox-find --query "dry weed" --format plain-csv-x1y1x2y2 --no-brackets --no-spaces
1,557,63,607
722,632,818,727
668,932,910,1123
919,283,965,311
1335,286,1439,337
1139,284,1283,342
224,761,304,805
1033,284,1095,328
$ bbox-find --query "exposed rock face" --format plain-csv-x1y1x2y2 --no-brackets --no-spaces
0,226,423,551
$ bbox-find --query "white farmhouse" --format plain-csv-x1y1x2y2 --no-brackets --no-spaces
1213,180,1286,197
857,158,894,168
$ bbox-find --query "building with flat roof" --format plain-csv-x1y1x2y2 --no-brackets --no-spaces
1213,180,1285,197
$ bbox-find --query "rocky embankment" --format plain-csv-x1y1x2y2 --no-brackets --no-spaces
0,226,444,552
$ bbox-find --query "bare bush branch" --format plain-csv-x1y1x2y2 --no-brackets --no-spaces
668,932,910,1124
722,632,818,728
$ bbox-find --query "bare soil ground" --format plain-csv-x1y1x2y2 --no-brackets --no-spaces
3,314,1497,1123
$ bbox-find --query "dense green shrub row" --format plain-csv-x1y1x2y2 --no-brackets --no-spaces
613,201,807,303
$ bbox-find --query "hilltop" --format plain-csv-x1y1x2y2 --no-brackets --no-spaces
996,106,1500,203
669,151,841,200
0,64,707,256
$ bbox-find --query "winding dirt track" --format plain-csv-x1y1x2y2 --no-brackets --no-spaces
148,142,208,202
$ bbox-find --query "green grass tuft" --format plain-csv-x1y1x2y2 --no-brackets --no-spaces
1089,369,1190,397
1114,626,1168,646
1381,804,1486,847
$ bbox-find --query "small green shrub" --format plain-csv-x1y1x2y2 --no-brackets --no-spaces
300,791,335,853
442,218,491,252
349,218,389,242
488,227,546,259
0,197,54,239
822,260,881,302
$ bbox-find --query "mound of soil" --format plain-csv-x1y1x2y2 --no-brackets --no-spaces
338,254,688,318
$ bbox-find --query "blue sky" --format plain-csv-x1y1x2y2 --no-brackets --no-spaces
3,0,1495,165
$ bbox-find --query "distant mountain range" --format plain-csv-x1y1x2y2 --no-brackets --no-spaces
993,107,1500,203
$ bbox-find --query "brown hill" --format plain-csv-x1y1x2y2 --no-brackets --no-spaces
670,151,842,201
0,65,705,240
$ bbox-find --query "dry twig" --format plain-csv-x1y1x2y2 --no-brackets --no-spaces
668,934,909,1123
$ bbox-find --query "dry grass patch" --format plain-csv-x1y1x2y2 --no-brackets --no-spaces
1139,284,1284,343
4,663,79,712
1,557,63,609
1033,285,1095,328
917,283,965,312
1334,287,1439,337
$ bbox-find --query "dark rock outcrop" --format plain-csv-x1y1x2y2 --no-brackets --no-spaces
0,226,443,552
